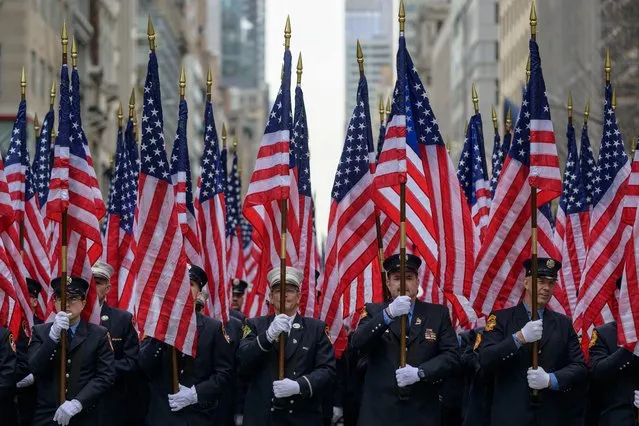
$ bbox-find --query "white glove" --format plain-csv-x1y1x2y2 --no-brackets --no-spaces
395,364,421,387
272,378,300,398
332,406,344,424
387,295,412,318
520,319,543,343
49,312,70,342
234,414,244,426
266,314,293,342
16,373,34,388
168,384,198,412
634,390,639,408
527,367,550,390
53,399,82,425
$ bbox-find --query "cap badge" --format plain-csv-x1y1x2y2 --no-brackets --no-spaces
546,259,555,269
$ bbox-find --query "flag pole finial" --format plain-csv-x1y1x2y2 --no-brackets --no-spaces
530,0,537,40
233,133,238,151
118,101,123,128
568,92,573,123
356,40,364,76
605,48,611,83
61,21,68,64
129,88,135,118
71,36,77,68
386,97,391,115
50,80,57,108
612,88,616,111
584,99,590,125
526,56,531,83
296,53,303,85
472,83,479,114
179,66,186,100
379,96,385,122
207,67,213,101
399,0,405,33
34,113,40,136
148,16,156,51
284,16,291,49
491,106,498,131
222,123,227,150
20,66,26,100
506,108,512,132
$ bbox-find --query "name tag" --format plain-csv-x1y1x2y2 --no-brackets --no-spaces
424,329,437,342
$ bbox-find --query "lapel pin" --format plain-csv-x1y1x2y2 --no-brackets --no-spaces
292,323,301,329
415,317,422,326
292,338,298,344
101,315,109,322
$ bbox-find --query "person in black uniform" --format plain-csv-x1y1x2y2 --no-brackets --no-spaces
231,279,249,323
478,257,587,426
351,253,460,426
91,261,140,426
1,324,18,425
28,276,115,426
139,264,234,426
238,266,336,426
460,328,491,426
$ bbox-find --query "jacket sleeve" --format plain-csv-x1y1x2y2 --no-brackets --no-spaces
297,321,337,399
479,312,520,373
75,328,116,408
589,330,635,381
113,314,139,380
139,337,166,378
28,325,60,377
418,308,460,382
194,323,234,404
350,305,389,353
14,325,30,381
238,319,275,375
552,324,587,391
0,329,16,399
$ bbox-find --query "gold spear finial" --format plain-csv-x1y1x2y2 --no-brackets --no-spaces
379,96,385,123
526,56,531,82
50,80,56,108
357,40,364,76
446,137,451,154
568,92,573,122
472,83,479,114
281,64,284,81
491,106,498,131
386,97,391,116
118,102,123,128
296,53,303,85
399,0,406,33
530,0,537,40
129,88,135,117
222,123,227,149
21,66,26,100
605,48,611,83
148,16,156,51
34,113,40,136
133,110,138,142
71,36,77,68
284,16,291,49
61,21,68,64
584,99,590,125
506,108,512,132
179,66,186,99
612,88,616,111
233,133,238,151
207,67,213,101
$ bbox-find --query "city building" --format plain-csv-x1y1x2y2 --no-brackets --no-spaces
430,7,453,146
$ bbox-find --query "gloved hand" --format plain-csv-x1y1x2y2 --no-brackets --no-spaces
52,399,82,425
387,295,411,318
266,314,292,342
234,414,244,426
527,367,550,390
395,364,420,387
520,319,543,343
168,384,198,412
49,311,70,343
16,373,34,388
272,378,300,398
332,406,344,424
634,390,639,408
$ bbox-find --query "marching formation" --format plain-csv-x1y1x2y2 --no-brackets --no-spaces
0,1,638,426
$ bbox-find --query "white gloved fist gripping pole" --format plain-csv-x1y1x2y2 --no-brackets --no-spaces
53,399,82,425
332,406,344,424
634,390,639,408
266,314,293,343
234,414,244,426
16,373,34,388
386,295,411,319
168,384,198,412
395,364,420,387
520,319,543,343
272,378,300,398
49,311,70,343
527,367,550,390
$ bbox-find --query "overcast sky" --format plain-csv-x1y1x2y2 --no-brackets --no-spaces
265,1,346,241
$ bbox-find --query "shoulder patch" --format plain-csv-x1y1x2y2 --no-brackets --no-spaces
473,333,482,351
589,330,598,349
485,314,497,332
242,324,252,339
222,324,231,344
8,333,16,352
105,331,114,352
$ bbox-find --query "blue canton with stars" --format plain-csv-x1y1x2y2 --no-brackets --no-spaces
591,84,628,207
491,127,501,176
108,119,137,233
376,115,386,162
508,86,531,166
458,113,489,206
332,75,373,202
226,150,241,237
528,40,553,135
140,51,171,183
70,68,91,165
32,109,54,208
579,124,597,207
170,99,195,215
490,132,511,198
264,50,292,144
199,101,225,202
5,100,36,204
559,121,588,215
240,216,252,250
293,86,312,197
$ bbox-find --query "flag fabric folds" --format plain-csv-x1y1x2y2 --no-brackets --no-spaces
226,148,246,286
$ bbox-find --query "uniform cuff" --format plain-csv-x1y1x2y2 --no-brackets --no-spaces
382,309,393,325
512,333,523,349
549,373,559,390
297,375,313,399
257,332,274,352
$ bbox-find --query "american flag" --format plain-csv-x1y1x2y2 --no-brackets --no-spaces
490,128,511,198
472,40,563,316
292,84,317,317
32,109,54,219
553,120,589,318
573,83,632,344
617,137,639,353
241,215,258,284
242,47,292,296
490,124,501,176
320,73,382,356
458,113,490,241
103,118,137,312
170,98,202,266
197,98,229,323
376,107,386,161
226,148,245,285
132,50,197,356
4,100,51,321
579,122,597,209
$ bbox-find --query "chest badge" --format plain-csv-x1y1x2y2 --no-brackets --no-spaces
415,317,422,326
424,328,437,342
292,323,301,329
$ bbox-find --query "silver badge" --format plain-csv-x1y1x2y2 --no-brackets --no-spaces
101,315,109,322
292,338,298,344
292,323,301,329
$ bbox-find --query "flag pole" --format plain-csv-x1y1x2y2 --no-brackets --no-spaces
18,67,27,250
58,20,69,406
375,96,388,300
398,1,408,369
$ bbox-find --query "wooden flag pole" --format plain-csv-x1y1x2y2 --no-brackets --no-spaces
19,67,27,251
399,182,407,367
